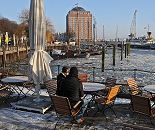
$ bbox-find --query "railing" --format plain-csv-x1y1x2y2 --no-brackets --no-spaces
51,65,155,86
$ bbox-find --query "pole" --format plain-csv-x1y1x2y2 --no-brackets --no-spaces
125,43,127,58
102,46,105,72
2,46,6,68
113,44,116,66
121,41,123,61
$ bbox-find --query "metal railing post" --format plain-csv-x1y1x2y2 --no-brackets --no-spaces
134,69,137,79
92,67,95,82
57,65,60,75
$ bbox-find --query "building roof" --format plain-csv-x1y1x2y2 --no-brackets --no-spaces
71,6,86,12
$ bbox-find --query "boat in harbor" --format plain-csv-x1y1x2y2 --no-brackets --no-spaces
128,36,155,50
50,49,90,60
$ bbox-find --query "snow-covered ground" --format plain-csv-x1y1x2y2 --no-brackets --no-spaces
2,48,155,129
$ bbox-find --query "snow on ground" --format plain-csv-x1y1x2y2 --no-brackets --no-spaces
1,49,155,129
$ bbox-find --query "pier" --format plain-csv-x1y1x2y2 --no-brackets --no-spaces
0,44,68,67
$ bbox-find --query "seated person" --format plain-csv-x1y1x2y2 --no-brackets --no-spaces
61,67,84,107
56,66,69,96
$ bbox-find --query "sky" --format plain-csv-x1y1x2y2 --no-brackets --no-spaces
0,0,155,40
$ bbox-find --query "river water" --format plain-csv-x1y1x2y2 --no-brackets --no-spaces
51,48,155,85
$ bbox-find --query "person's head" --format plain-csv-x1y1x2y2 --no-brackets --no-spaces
62,66,69,76
69,67,78,78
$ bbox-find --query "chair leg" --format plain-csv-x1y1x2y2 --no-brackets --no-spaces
54,117,60,130
93,103,100,116
109,106,117,117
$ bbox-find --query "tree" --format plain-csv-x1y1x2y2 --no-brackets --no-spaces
19,9,29,25
0,17,18,35
18,9,55,43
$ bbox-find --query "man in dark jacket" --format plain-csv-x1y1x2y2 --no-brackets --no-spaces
61,66,84,107
56,66,69,96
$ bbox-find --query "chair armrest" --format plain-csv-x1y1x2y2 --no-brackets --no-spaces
95,97,106,103
73,100,82,109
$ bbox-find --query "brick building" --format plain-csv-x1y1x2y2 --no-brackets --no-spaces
66,6,92,43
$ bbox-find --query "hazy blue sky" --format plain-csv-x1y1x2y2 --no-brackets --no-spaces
0,0,155,39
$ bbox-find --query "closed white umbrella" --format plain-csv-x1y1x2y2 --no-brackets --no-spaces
29,0,53,100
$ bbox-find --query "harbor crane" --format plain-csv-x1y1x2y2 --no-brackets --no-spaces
129,10,137,39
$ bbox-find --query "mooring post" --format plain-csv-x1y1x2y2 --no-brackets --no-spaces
17,45,19,61
102,46,105,72
121,41,123,61
125,43,127,58
2,45,6,68
113,44,116,66
127,42,130,56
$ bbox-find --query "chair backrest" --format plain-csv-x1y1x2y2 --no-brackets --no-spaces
131,95,151,116
78,73,89,82
51,95,72,116
44,79,57,96
127,78,139,95
105,85,120,104
105,77,117,88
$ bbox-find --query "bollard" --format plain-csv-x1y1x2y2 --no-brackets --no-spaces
113,44,116,66
102,46,105,72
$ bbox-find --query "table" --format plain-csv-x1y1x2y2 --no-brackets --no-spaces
1,76,28,84
82,82,106,114
83,82,106,94
143,85,155,107
144,85,155,94
1,76,29,98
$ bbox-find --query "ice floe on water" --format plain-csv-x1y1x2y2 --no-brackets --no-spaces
51,49,155,85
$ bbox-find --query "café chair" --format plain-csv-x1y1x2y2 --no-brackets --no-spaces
78,73,89,82
51,95,83,129
97,77,117,96
131,95,155,124
105,77,117,89
44,79,57,97
127,78,142,95
0,83,12,106
94,85,120,117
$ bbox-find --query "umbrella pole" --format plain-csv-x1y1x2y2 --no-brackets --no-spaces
33,83,43,102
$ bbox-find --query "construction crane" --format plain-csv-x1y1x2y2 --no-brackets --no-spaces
129,10,137,39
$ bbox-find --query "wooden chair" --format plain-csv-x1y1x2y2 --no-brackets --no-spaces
78,73,89,82
94,85,120,117
44,79,57,97
105,77,117,88
51,95,83,128
97,77,117,96
127,78,142,95
0,84,12,106
131,95,155,124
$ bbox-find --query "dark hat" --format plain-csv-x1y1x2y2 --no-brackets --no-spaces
69,67,78,77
